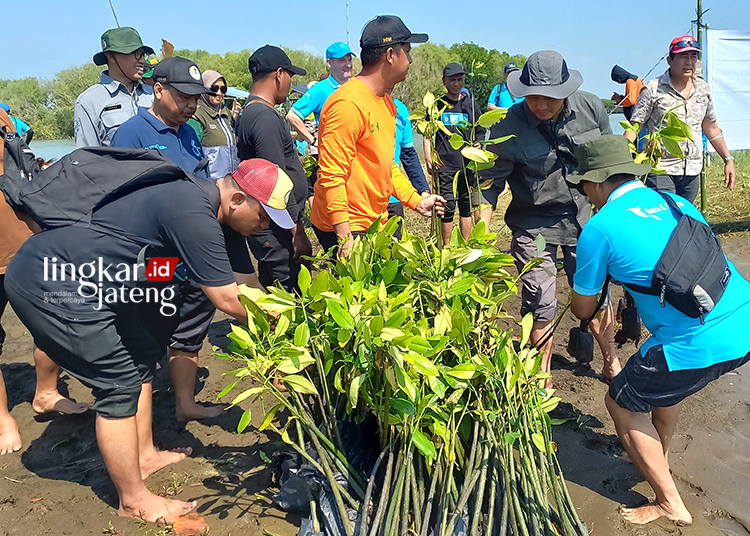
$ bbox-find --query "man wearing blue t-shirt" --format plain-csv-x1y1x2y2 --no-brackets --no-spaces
487,62,525,111
569,135,750,527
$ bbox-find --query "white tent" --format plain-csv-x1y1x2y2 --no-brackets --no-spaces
706,30,750,151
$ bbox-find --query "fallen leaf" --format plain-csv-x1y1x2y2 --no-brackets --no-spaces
30,497,42,503
173,513,208,536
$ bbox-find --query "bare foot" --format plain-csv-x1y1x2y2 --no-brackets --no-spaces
119,489,196,523
140,446,192,480
32,391,90,415
619,501,692,526
0,418,22,455
175,402,227,422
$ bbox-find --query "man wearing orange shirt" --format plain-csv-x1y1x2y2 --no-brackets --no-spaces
310,15,445,255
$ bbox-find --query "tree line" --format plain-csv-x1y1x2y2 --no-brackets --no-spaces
0,42,527,140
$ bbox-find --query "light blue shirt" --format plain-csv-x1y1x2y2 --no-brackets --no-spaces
488,83,524,109
290,76,341,123
390,98,414,203
574,180,750,371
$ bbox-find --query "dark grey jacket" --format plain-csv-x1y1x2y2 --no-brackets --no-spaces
485,91,612,245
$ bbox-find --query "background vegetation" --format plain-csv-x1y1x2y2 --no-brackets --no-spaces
0,42,525,140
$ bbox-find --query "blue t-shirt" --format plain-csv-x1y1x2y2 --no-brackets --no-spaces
290,76,341,123
574,180,750,371
390,98,416,203
111,107,206,176
10,116,30,135
488,83,525,109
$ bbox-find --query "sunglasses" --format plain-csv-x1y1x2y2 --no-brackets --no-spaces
671,39,700,51
131,49,146,61
210,84,228,94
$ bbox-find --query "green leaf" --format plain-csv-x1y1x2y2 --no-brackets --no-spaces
348,374,361,410
481,134,515,145
411,429,437,458
217,379,240,399
380,327,405,341
308,270,329,300
408,353,440,376
549,417,575,426
230,324,253,345
259,403,284,431
467,160,496,172
406,336,433,355
460,146,492,163
230,386,264,407
423,91,435,110
619,120,640,133
446,363,480,380
282,374,318,395
277,353,315,374
294,323,310,347
434,306,451,336
298,265,312,295
390,397,416,415
275,314,290,336
661,136,684,160
533,233,546,256
531,432,547,453
334,367,345,393
504,432,521,445
337,327,353,346
448,133,465,150
259,450,271,463
520,312,534,348
476,108,507,128
325,299,354,329
380,260,399,284
237,408,252,434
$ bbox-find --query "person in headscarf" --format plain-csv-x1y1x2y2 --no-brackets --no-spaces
187,70,241,178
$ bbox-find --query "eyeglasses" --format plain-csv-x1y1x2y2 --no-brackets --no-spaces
671,39,700,51
210,84,228,94
131,49,146,61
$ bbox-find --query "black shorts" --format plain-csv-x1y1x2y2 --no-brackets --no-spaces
609,344,750,413
5,281,177,418
169,280,216,353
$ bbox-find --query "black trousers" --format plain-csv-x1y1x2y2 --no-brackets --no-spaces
245,221,300,293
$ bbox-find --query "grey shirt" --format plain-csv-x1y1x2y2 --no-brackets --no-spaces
74,71,154,148
485,90,612,245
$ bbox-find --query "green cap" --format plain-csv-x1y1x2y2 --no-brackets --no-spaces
93,27,155,66
567,135,651,185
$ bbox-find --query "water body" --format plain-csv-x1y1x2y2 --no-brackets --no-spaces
29,139,76,161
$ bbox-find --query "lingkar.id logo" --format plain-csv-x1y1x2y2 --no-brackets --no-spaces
43,256,180,316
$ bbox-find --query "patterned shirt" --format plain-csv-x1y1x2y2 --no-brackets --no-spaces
630,70,717,176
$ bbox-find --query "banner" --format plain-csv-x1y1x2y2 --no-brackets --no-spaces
706,30,750,151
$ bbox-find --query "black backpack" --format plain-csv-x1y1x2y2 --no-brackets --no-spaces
19,146,190,230
0,124,41,209
622,191,731,324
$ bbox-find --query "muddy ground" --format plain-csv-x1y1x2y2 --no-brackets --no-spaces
1,234,749,536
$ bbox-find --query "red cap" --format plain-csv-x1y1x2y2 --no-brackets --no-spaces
669,35,700,55
232,159,295,229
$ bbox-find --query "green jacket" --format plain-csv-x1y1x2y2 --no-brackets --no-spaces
188,102,239,178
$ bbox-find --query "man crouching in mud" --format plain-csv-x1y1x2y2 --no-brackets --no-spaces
569,136,750,526
4,159,295,523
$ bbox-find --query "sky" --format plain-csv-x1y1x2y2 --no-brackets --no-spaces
4,0,750,100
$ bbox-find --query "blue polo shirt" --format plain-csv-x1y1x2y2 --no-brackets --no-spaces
111,107,206,176
290,76,341,123
574,180,750,371
488,83,524,108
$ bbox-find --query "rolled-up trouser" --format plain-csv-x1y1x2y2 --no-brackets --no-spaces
510,230,577,322
438,168,479,222
5,281,177,418
169,280,217,353
245,221,299,293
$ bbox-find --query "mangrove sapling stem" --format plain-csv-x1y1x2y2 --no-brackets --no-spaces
485,449,498,536
409,454,422,535
383,445,408,536
506,441,530,536
400,451,412,536
420,457,442,536
519,467,541,536
469,442,490,536
552,457,588,536
307,429,355,536
369,450,395,536
447,461,482,536
498,453,509,536
415,454,425,511
311,497,321,533
360,446,390,536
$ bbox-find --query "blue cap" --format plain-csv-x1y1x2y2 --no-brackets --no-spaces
0,103,9,113
326,42,355,60
504,62,519,73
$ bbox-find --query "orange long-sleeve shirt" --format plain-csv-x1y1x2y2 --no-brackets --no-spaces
310,77,421,233
621,78,644,108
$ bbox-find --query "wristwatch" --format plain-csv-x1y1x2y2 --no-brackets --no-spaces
724,155,734,163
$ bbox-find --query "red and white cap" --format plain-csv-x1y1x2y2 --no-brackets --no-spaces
232,159,295,229
669,35,700,55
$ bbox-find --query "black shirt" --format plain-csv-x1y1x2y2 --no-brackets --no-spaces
432,95,485,172
7,178,238,319
235,96,307,222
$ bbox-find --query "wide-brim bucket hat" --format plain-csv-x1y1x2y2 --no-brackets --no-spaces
93,27,155,66
506,50,583,99
567,135,652,186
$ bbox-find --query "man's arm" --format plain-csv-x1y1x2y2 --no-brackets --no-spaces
623,84,652,143
74,99,100,148
400,146,430,194
286,110,315,145
201,283,247,323
703,119,735,190
487,84,500,110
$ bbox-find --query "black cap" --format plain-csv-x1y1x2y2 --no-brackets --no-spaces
248,45,307,76
443,62,466,77
152,57,213,95
360,15,428,49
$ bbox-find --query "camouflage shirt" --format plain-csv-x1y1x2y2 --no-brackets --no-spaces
630,70,717,176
